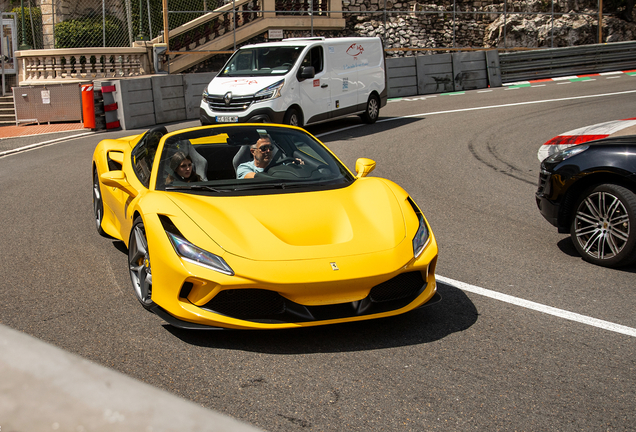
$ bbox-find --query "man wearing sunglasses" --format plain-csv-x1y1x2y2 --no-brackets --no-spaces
237,136,276,179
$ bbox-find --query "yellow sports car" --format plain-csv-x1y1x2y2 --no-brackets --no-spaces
92,124,439,329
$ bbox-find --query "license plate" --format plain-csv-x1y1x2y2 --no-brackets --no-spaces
216,116,239,123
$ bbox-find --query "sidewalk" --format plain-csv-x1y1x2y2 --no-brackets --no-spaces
0,122,87,139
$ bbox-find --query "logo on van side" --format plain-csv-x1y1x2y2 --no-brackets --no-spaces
346,43,364,58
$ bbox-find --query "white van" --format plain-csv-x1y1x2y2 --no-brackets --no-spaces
200,37,387,127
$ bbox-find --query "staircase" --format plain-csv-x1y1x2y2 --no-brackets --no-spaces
0,94,15,126
158,0,345,74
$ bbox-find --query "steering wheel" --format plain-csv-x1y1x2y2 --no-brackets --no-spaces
264,156,298,172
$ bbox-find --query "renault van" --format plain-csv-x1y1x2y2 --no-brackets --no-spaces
200,37,387,127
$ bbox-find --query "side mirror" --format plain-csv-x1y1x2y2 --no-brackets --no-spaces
355,158,376,178
299,66,315,80
100,171,138,197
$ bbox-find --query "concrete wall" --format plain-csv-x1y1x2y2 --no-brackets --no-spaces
95,72,216,130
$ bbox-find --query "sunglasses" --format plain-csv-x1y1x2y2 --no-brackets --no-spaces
257,145,273,152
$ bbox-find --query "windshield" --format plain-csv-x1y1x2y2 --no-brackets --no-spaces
218,46,304,77
156,125,355,195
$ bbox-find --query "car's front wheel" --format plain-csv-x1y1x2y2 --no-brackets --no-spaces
93,168,108,237
128,217,155,308
283,108,301,126
570,184,636,267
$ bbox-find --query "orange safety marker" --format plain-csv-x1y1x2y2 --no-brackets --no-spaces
81,84,96,129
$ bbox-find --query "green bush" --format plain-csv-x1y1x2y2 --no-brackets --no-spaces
11,6,42,49
55,16,126,48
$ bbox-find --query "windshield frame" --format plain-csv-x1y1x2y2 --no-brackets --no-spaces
218,45,306,77
154,125,355,196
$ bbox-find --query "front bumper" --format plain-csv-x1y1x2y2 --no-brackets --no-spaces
200,105,286,125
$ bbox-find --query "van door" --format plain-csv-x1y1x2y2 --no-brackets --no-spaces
298,45,330,124
328,42,359,117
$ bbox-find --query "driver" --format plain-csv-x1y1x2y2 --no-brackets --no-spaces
237,136,274,179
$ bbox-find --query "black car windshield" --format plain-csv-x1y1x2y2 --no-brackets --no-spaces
218,46,304,77
156,125,355,195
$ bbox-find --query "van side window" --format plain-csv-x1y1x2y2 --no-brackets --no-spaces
301,46,323,74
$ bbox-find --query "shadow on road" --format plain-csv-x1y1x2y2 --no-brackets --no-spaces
306,116,424,144
165,281,478,354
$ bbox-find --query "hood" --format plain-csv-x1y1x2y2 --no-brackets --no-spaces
206,76,285,97
168,179,407,261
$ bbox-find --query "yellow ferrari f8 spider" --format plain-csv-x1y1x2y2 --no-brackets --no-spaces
92,124,439,329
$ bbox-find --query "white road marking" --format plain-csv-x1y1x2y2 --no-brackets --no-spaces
317,89,636,138
437,275,636,338
0,132,95,158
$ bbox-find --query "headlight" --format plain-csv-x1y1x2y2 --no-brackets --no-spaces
165,231,234,276
544,145,589,164
413,212,430,259
254,79,284,102
202,88,209,102
407,197,430,259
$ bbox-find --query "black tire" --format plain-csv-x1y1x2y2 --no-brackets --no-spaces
360,93,380,124
570,184,636,268
92,168,109,237
283,108,302,126
128,217,155,308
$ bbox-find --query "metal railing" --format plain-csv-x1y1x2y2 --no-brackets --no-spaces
499,41,636,82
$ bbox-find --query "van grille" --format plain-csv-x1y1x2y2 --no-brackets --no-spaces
205,94,254,112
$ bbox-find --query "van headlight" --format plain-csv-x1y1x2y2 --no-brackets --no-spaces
202,88,209,102
254,79,284,102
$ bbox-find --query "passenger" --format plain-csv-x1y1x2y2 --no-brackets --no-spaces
237,136,275,179
166,151,202,185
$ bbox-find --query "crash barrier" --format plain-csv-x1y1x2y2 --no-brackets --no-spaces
100,81,121,130
387,50,501,98
498,40,636,83
386,40,636,98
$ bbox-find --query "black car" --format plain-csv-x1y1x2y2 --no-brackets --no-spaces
536,135,636,268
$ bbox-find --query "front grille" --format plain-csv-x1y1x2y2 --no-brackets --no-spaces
369,271,424,302
203,289,285,319
206,94,254,112
199,271,429,324
537,170,550,194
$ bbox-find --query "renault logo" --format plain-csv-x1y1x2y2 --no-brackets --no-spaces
224,91,232,106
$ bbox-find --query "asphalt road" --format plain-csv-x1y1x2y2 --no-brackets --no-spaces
1,74,635,431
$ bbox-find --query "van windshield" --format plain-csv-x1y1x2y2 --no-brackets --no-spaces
219,46,304,77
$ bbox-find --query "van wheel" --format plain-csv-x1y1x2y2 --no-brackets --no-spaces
284,108,301,126
361,94,380,124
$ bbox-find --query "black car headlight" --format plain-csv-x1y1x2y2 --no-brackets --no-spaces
160,215,234,275
254,79,284,102
544,145,589,164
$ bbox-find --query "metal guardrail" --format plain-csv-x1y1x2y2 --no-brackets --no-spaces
498,41,636,83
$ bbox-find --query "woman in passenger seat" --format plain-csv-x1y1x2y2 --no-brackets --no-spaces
166,151,202,185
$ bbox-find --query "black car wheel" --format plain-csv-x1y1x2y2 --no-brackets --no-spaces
283,108,301,126
129,217,155,308
570,184,636,267
360,93,380,124
93,168,108,237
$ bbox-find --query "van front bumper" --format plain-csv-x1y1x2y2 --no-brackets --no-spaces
200,107,286,125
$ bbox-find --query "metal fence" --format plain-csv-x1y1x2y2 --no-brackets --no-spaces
6,0,624,51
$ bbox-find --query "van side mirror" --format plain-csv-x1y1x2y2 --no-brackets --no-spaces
299,66,315,80
101,171,139,197
355,158,376,178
